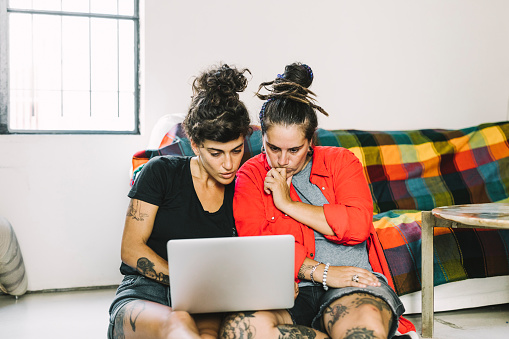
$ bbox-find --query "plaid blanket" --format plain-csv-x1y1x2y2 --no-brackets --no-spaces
315,121,509,214
131,121,509,296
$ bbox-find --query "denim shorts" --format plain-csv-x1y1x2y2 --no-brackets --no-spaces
107,275,171,339
287,274,404,338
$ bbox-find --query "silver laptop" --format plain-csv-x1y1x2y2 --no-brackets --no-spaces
167,235,295,314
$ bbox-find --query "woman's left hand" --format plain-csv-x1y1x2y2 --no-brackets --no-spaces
325,265,381,288
264,168,293,210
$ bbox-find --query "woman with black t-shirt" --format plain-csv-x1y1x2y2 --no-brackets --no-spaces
107,64,252,339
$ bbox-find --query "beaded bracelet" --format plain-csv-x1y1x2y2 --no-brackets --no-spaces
310,262,322,285
322,263,330,291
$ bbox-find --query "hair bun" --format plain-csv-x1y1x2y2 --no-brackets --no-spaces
278,62,313,88
256,62,328,118
193,64,250,106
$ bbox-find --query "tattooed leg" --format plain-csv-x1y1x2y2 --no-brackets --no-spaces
277,325,330,339
112,300,200,339
321,293,393,339
323,303,350,334
220,312,257,338
220,311,329,339
113,303,127,339
343,326,376,339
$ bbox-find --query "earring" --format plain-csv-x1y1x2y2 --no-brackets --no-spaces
308,146,314,156
261,146,266,154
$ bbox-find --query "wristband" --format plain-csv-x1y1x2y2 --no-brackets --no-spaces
322,262,330,291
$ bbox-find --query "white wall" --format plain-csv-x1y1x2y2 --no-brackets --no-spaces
0,0,508,291
146,0,509,132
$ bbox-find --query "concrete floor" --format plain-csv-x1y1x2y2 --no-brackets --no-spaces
0,287,508,338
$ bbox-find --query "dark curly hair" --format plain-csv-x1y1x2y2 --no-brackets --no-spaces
183,64,252,145
257,62,328,141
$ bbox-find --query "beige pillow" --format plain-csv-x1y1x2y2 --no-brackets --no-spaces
0,216,27,296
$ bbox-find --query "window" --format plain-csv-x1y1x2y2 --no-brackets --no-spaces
0,0,139,134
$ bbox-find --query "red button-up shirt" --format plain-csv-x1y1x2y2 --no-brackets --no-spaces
234,146,393,286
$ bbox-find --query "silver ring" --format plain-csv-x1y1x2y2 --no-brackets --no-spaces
352,274,359,283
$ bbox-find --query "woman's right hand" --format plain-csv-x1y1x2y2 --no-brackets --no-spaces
263,167,293,210
321,265,381,288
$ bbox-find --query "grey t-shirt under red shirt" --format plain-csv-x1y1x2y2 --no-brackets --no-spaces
291,160,372,287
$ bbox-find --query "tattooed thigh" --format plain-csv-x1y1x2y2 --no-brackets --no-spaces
113,303,127,339
323,302,350,334
350,293,394,331
344,326,376,339
220,312,257,339
113,300,147,338
277,324,325,339
351,293,391,313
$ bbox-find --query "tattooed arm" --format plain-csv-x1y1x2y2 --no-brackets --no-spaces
297,257,322,281
121,199,170,285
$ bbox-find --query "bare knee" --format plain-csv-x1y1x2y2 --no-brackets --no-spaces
350,302,390,338
323,296,391,339
162,311,200,337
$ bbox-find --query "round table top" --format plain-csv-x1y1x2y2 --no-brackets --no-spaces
432,203,509,228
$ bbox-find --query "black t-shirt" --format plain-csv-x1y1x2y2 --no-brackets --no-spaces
120,156,236,275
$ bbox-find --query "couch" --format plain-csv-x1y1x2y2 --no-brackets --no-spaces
132,115,509,314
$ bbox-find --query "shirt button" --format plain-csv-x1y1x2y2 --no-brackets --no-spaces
271,217,274,220
310,253,314,257
284,214,287,216
322,187,325,190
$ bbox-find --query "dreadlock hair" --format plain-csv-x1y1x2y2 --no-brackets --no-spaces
257,62,328,141
183,63,252,146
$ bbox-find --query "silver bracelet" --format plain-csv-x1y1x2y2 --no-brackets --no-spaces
322,262,330,291
310,262,322,285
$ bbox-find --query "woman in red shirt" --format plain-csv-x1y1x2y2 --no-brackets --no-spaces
221,63,414,339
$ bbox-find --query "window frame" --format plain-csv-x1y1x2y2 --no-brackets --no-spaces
0,0,140,135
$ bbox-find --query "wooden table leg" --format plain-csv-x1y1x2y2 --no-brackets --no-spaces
421,211,435,338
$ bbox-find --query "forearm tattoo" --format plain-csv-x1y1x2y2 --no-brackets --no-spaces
126,200,148,221
136,257,169,285
220,312,256,338
298,263,314,280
